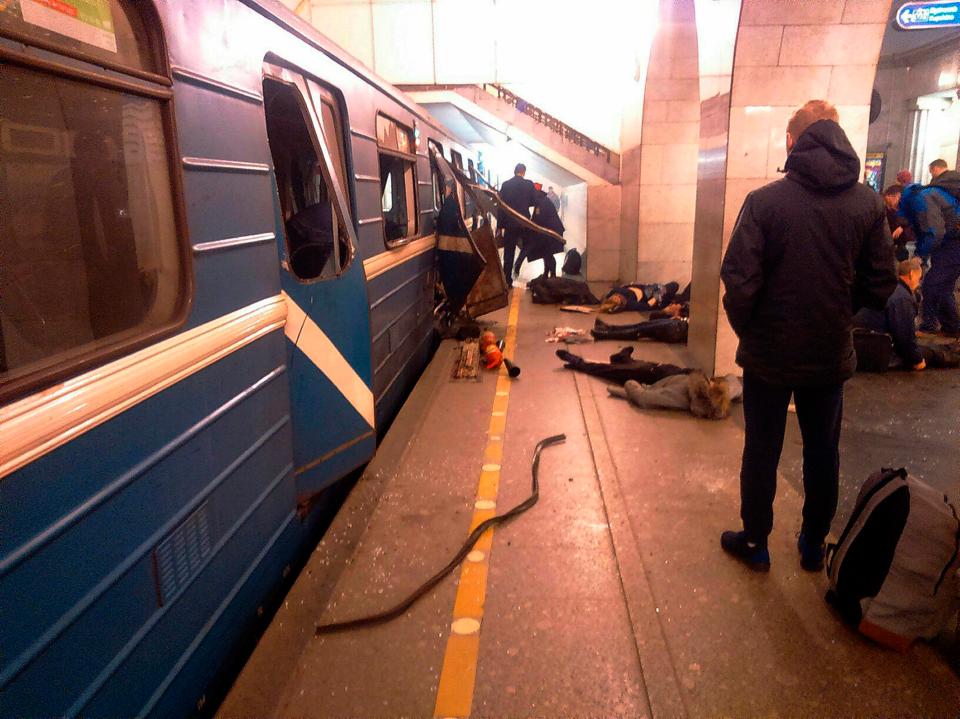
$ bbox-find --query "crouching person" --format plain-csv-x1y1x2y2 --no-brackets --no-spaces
853,257,960,370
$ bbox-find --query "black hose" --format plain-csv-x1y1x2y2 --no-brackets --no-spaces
315,434,566,635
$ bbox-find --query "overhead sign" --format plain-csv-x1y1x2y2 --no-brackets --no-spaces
896,1,960,30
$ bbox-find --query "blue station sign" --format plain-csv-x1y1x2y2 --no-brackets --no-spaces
896,1,960,29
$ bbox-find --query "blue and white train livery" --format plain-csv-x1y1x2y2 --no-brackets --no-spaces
0,0,477,715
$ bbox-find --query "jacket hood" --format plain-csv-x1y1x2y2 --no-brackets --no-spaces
900,182,926,220
784,119,861,193
932,170,960,196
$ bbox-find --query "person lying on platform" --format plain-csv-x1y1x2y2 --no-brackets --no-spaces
853,257,960,370
590,316,688,343
648,297,690,321
599,281,686,314
555,346,689,385
607,371,743,420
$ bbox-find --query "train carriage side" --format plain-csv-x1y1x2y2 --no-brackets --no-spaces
0,1,474,716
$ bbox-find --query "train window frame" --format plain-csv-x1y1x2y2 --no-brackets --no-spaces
450,149,464,171
376,113,419,248
0,1,193,406
427,139,444,211
0,0,171,86
261,62,357,283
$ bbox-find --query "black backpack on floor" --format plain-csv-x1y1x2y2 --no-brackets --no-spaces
826,468,960,651
561,248,582,276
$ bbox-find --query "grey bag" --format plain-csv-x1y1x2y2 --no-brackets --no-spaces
826,468,960,651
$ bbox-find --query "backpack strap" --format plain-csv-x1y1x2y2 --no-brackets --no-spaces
828,467,907,576
933,499,960,596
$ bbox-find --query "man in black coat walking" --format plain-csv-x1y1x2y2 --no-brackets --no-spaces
516,187,566,278
497,163,537,284
720,100,896,573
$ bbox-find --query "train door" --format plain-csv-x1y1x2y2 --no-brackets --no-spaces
261,63,375,501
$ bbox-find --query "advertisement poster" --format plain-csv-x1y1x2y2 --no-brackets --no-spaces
865,152,886,193
18,0,117,52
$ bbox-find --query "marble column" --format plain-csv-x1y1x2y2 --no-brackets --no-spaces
634,0,700,286
690,0,892,376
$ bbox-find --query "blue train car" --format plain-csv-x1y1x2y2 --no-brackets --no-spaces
0,1,476,715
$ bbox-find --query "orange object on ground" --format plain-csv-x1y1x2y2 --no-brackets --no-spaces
479,330,498,349
482,344,502,369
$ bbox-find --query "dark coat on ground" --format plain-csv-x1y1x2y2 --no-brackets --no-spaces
720,119,896,387
556,346,690,385
528,276,599,305
853,280,923,366
497,174,537,231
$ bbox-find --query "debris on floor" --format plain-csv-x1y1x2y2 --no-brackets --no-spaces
560,305,595,314
546,327,593,344
451,339,481,380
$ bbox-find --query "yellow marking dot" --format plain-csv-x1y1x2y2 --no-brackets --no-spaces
492,411,505,417
489,435,501,441
481,463,500,472
451,618,481,635
467,550,485,562
474,499,496,510
496,391,508,396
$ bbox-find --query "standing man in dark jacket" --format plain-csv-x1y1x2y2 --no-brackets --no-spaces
720,100,896,573
497,163,537,285
929,158,959,186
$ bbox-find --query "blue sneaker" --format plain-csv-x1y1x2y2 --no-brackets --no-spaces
797,533,825,572
721,530,770,572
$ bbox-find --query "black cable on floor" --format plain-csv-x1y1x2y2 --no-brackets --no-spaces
315,434,567,635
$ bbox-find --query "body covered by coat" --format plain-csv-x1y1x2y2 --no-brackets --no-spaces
720,119,896,387
528,276,599,305
555,346,689,385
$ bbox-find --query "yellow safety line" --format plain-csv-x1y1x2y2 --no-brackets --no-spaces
433,290,522,718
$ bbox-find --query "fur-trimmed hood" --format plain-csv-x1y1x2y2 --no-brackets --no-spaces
687,372,732,420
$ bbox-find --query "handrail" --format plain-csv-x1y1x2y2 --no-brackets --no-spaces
481,83,615,164
396,82,617,166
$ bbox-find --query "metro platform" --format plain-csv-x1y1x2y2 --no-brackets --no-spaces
217,287,960,719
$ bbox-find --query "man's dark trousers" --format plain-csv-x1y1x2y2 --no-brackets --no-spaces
740,371,844,546
503,227,523,284
920,245,960,334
